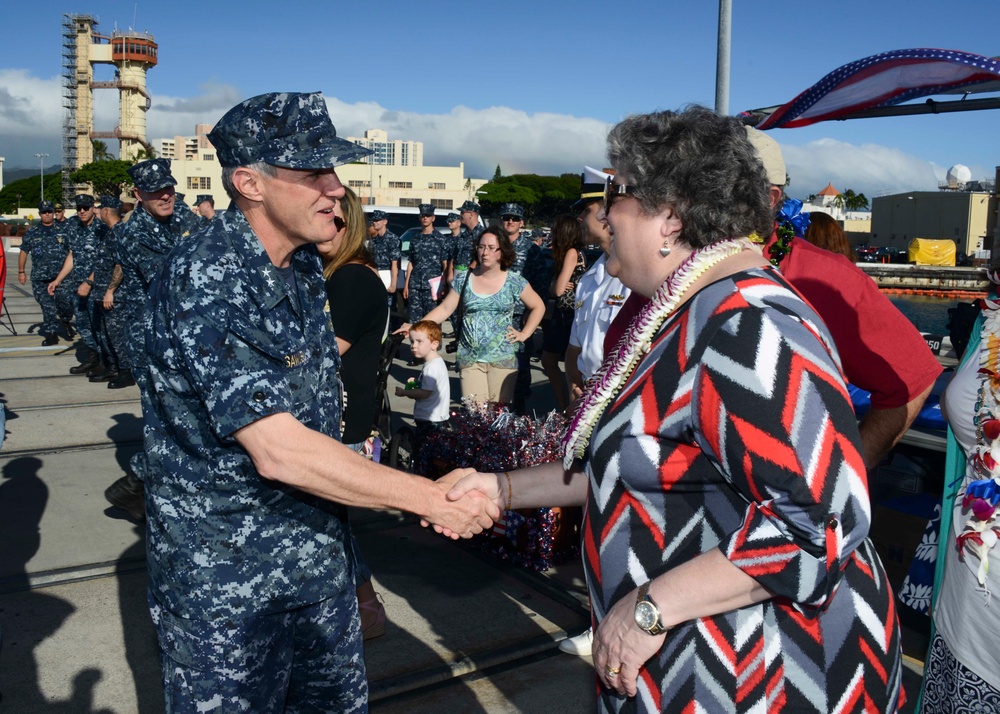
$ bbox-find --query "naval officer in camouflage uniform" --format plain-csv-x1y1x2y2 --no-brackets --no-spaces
453,200,483,273
368,209,401,298
87,195,125,382
101,158,202,524
48,194,106,371
17,201,74,345
141,91,497,713
403,203,449,322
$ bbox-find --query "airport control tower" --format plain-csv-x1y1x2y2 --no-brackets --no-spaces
62,13,157,197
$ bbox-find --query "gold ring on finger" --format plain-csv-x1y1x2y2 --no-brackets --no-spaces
605,664,621,676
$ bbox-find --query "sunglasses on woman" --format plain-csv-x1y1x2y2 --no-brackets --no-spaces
603,176,638,216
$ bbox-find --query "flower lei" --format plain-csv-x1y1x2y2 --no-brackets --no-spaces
749,198,810,267
561,237,756,468
959,270,1000,588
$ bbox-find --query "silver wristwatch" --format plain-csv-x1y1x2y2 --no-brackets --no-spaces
634,581,667,635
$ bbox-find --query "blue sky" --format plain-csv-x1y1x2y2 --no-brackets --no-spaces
1,0,998,199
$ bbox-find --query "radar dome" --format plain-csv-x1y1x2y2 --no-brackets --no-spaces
946,164,972,188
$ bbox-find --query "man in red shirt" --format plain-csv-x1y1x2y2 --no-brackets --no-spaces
745,129,941,467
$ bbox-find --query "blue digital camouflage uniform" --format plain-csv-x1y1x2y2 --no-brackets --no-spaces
507,231,536,412
142,206,365,713
114,204,201,371
453,224,483,270
92,221,125,371
406,231,449,322
370,229,401,275
64,213,107,351
19,222,74,337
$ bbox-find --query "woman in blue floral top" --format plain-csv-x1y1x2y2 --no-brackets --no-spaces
397,226,545,404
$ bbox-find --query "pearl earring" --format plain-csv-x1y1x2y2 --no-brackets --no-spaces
659,242,671,258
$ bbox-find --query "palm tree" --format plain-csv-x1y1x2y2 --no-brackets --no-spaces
132,147,158,162
91,139,114,161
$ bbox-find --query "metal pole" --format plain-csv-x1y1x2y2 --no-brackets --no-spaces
34,153,49,200
715,0,732,115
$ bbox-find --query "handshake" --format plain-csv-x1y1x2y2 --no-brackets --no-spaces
421,469,506,540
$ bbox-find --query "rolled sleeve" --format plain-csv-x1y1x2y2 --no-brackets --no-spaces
693,309,871,609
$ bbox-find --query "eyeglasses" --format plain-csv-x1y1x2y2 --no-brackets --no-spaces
501,215,522,222
603,176,638,215
76,206,92,211
476,244,500,252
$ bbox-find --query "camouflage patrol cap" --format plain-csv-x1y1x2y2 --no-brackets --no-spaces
499,203,525,219
458,200,481,214
418,204,436,216
38,200,55,212
446,212,461,223
99,195,122,210
128,158,178,193
74,194,95,208
370,210,388,221
208,91,372,169
195,194,213,206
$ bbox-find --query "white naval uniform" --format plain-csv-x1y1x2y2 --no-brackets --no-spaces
567,253,630,380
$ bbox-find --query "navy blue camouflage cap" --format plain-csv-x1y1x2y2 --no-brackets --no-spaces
446,212,461,223
175,192,187,203
99,194,122,210
370,209,387,221
74,194,95,208
195,194,213,206
128,158,178,193
418,204,436,216
458,200,480,214
208,91,372,169
499,203,525,219
38,200,55,212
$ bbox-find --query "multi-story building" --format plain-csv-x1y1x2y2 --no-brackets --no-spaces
870,188,998,256
156,126,485,212
345,129,423,167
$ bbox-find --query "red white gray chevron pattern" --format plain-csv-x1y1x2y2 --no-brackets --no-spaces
583,268,904,713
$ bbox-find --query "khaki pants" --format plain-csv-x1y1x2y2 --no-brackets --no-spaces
460,362,517,404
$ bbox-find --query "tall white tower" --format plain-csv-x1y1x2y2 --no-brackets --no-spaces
62,14,157,198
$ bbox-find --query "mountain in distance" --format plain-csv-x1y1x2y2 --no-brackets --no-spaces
4,165,63,182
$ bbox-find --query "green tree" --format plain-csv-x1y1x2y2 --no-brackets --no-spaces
132,147,158,161
493,164,502,182
69,160,133,197
0,173,63,213
91,139,114,161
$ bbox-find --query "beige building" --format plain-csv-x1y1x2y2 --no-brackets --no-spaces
157,126,485,211
345,129,422,167
870,190,998,255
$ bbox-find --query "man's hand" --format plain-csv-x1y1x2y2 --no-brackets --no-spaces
421,468,500,539
103,290,115,310
18,271,27,285
46,279,60,296
77,282,92,298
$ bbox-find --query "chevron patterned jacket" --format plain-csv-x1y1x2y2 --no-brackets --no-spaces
584,267,904,713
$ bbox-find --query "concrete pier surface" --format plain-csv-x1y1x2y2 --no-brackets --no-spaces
1,246,923,712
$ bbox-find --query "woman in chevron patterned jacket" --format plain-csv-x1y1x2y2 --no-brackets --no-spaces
442,106,904,713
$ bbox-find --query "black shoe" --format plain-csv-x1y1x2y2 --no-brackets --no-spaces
104,474,145,520
62,321,76,339
43,334,59,346
108,371,136,389
86,363,109,378
90,369,118,383
70,358,98,375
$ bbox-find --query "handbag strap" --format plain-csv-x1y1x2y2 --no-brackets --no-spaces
454,270,472,343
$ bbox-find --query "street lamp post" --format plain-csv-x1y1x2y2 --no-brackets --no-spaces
34,152,49,201
15,193,21,212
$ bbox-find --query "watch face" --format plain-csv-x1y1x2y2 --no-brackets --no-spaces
635,601,657,630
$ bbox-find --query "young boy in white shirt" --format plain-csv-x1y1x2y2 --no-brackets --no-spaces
395,320,451,452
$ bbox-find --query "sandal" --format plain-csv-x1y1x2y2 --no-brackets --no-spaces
358,590,386,641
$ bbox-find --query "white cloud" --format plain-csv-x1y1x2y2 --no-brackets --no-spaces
1,69,968,200
783,138,940,198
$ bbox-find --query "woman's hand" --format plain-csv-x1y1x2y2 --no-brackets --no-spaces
506,327,526,344
593,587,667,697
392,322,412,336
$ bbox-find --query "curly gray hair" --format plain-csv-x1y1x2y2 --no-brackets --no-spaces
606,106,773,248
